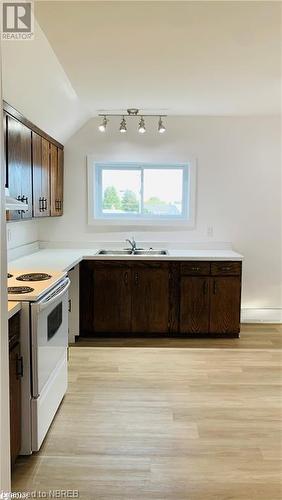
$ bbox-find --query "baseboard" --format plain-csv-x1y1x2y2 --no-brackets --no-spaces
241,308,282,324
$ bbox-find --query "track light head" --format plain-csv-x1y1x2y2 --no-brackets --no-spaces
119,116,127,133
138,116,146,134
158,116,166,134
98,116,108,132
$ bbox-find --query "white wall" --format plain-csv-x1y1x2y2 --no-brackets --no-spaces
7,220,39,253
2,18,89,143
38,115,282,314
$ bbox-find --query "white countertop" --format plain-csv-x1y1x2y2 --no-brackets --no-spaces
9,248,243,273
8,301,21,319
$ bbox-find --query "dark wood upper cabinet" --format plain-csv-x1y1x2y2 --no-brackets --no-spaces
4,101,64,220
32,133,50,217
6,115,32,220
132,263,169,334
50,144,64,216
180,277,210,334
210,277,241,334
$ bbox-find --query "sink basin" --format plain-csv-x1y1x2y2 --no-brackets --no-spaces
97,249,168,256
97,250,132,255
134,250,168,255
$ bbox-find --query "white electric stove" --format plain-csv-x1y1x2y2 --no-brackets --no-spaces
8,269,70,454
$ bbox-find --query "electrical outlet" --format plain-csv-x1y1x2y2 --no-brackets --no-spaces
207,226,213,238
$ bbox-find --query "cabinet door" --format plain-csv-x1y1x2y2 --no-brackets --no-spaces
93,265,132,333
180,277,210,334
6,115,32,220
6,116,23,221
132,264,169,334
50,144,64,216
20,123,32,219
32,132,43,217
9,343,21,467
210,277,241,334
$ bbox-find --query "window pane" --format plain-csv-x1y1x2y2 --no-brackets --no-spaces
102,169,141,214
143,169,183,216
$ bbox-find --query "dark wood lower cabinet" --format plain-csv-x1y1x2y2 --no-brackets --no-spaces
9,312,22,468
180,277,210,334
210,277,241,334
80,260,242,337
93,265,132,333
132,264,169,334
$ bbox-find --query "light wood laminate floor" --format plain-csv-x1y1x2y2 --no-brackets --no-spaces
12,326,282,500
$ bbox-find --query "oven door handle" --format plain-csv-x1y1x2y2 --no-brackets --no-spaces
37,278,71,311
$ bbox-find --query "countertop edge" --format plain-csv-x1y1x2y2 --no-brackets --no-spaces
8,301,21,319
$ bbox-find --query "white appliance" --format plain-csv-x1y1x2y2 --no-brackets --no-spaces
8,271,70,454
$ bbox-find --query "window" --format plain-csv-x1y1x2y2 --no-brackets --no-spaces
88,161,196,226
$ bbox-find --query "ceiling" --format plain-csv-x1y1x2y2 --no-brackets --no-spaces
35,0,281,117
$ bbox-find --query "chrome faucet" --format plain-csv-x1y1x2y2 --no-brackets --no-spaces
125,236,137,252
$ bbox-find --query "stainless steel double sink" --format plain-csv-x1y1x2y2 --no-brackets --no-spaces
97,249,168,256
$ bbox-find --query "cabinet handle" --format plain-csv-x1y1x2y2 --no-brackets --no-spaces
192,266,200,272
39,197,43,212
16,355,23,379
68,299,72,312
43,198,47,211
221,266,231,271
134,272,139,285
203,280,208,295
124,272,128,285
213,280,217,295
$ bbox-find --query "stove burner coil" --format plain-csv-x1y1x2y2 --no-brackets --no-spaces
16,273,52,282
8,286,35,294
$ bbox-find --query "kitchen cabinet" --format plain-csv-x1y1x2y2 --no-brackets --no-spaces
6,114,32,220
80,260,241,337
4,101,64,220
50,144,64,216
80,261,132,334
9,312,22,467
209,277,241,334
180,277,210,334
179,261,241,336
80,261,170,335
32,133,50,217
132,263,169,334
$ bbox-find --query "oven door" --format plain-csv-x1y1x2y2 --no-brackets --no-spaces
30,277,70,397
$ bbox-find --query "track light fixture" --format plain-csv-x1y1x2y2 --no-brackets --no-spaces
98,109,167,134
138,116,146,134
119,116,127,133
158,116,166,134
98,116,108,132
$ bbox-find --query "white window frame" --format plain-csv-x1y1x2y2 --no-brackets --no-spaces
87,158,196,227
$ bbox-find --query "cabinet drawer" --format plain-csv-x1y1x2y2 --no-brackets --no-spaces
180,262,210,276
211,261,241,276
